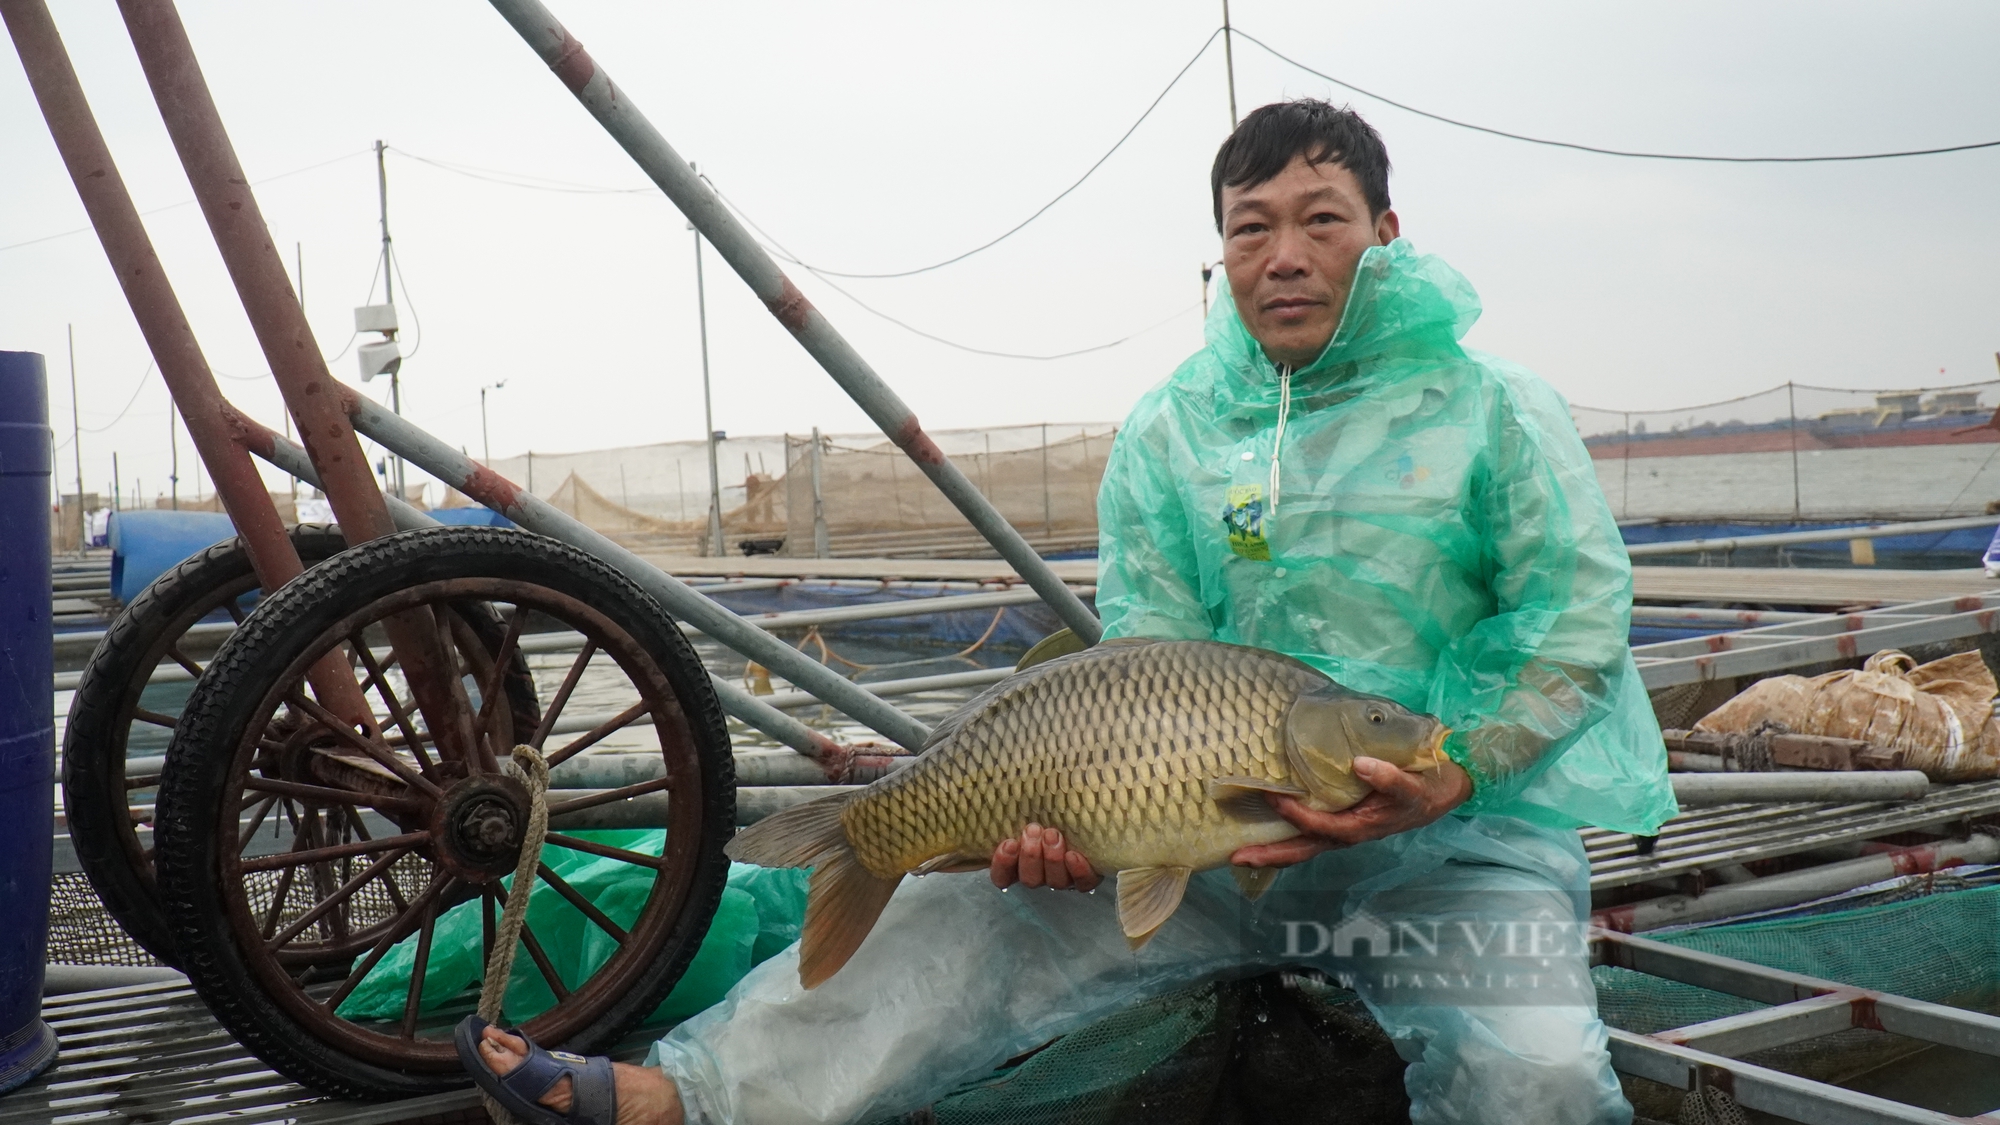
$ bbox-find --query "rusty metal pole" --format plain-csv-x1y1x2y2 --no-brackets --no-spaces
484,0,1102,645
0,0,370,715
110,0,473,756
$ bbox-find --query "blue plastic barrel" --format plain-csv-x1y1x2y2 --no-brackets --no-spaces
108,509,237,603
0,351,57,1091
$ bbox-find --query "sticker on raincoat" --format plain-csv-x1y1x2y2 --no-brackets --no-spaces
1220,484,1270,561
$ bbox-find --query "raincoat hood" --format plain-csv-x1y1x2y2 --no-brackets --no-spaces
1097,240,1675,836
1206,238,1484,420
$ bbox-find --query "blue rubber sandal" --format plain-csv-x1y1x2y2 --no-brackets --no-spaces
455,1015,617,1125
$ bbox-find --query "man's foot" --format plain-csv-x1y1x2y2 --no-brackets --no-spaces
476,1025,683,1125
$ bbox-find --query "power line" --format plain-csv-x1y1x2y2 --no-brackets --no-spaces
75,360,156,433
386,27,1224,280
715,186,1202,359
771,27,1224,278
1234,29,2000,163
0,149,371,254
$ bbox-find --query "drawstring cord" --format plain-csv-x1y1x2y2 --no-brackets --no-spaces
1269,365,1293,515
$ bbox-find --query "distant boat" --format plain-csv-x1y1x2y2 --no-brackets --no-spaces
1583,391,1997,460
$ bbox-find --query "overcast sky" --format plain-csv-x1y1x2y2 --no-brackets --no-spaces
3,1,1996,505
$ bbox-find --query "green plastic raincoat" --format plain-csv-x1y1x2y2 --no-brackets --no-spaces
1096,238,1676,835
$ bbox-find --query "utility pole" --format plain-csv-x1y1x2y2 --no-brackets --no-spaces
694,219,724,557
168,400,178,510
376,139,405,500
111,451,120,512
479,380,507,463
67,325,84,553
1221,0,1239,128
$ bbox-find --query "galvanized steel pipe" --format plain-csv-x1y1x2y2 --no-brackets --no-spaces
1627,514,2000,558
1670,771,1932,806
343,392,934,750
1592,833,2000,932
482,0,1102,646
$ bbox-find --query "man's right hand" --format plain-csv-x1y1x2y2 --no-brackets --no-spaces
990,822,1102,892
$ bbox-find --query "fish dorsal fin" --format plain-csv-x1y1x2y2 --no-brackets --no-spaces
1230,865,1280,901
1016,627,1088,671
1116,866,1192,949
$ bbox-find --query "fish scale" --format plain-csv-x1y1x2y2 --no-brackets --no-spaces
841,640,1328,878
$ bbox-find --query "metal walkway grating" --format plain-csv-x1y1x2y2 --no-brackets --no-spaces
1582,779,2000,889
1,979,661,1125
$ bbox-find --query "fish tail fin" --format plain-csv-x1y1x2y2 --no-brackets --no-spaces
725,791,903,989
725,790,854,868
798,848,903,989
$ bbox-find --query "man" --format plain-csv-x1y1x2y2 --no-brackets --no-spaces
470,99,1676,1125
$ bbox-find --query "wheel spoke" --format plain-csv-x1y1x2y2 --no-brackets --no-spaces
286,691,443,800
259,814,310,939
516,919,570,1001
529,641,597,750
542,775,672,819
400,892,441,1039
239,830,430,873
242,776,423,816
322,872,454,1013
473,607,530,759
132,707,179,729
225,598,247,625
164,642,205,679
350,640,434,774
536,862,628,945
543,832,663,870
239,794,281,843
266,846,413,950
547,701,652,770
433,606,494,774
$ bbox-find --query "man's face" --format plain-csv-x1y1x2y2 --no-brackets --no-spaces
1220,155,1400,369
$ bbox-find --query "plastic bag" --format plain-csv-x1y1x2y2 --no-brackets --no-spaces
335,841,808,1024
1695,649,2000,781
1095,238,1674,835
652,813,1626,1125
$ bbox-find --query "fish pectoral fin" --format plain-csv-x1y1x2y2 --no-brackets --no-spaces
1208,778,1306,823
1116,866,1192,949
911,852,990,877
1208,776,1307,800
1230,865,1280,901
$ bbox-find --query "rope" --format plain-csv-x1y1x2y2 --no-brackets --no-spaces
476,744,551,1125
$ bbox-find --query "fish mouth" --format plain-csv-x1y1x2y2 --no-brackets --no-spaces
1423,724,1452,766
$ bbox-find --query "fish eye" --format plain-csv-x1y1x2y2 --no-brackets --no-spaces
1368,711,1384,724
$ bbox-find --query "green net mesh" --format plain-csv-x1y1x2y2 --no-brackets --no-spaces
851,885,2000,1124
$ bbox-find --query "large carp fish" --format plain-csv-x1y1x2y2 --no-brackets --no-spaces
725,638,1450,987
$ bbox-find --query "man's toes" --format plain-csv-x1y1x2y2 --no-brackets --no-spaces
477,1027,575,1113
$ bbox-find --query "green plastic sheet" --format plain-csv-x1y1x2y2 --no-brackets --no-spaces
1095,238,1676,834
336,835,808,1025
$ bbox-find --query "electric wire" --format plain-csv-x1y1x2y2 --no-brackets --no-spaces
714,186,1203,359
384,26,1223,280
765,27,1224,278
1234,28,2000,163
0,149,371,254
74,361,156,434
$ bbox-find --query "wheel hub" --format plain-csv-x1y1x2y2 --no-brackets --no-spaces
428,774,531,881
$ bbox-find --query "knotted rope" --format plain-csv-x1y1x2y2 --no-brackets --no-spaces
476,743,551,1125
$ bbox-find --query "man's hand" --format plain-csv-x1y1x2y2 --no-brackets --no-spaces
990,822,1103,892
1231,757,1472,868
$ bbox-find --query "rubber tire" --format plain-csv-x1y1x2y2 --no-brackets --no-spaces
154,526,736,1100
63,524,350,966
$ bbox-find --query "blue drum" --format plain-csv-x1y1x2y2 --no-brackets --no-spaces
0,350,57,1092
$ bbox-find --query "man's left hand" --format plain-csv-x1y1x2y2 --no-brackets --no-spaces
1230,757,1472,868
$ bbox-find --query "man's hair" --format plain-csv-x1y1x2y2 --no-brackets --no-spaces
1210,100,1392,232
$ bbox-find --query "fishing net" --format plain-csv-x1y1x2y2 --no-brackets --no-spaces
478,423,1118,558
1595,882,2000,1105
862,974,1410,1125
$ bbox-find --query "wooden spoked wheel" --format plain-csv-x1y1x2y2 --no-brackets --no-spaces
62,524,352,965
154,526,734,1098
